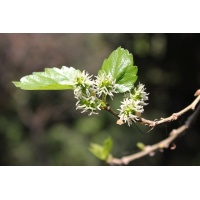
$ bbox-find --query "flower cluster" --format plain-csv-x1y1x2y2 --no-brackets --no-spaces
73,70,118,116
76,96,101,116
73,70,148,122
128,83,149,105
73,70,94,99
118,83,149,126
94,71,117,99
73,70,101,115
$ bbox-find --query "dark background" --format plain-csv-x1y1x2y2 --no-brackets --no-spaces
0,33,199,166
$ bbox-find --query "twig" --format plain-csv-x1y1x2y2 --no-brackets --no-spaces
138,90,200,127
104,104,120,119
107,94,200,165
105,90,200,127
107,125,188,165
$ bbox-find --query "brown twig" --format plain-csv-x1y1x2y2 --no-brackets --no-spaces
110,89,200,127
138,91,200,127
107,125,188,165
104,104,120,119
106,89,200,165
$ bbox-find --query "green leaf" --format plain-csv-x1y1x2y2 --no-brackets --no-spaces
99,47,138,93
115,65,138,92
89,137,113,161
89,143,105,160
136,142,146,150
103,136,113,156
12,66,79,90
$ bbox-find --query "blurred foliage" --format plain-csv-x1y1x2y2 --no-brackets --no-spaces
89,137,113,161
0,33,200,165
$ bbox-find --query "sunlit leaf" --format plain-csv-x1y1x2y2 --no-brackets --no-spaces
12,66,79,90
99,47,138,93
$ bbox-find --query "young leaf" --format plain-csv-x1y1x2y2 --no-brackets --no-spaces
136,142,146,150
89,137,113,161
102,137,113,157
12,66,79,90
115,65,138,92
99,47,138,93
89,143,105,160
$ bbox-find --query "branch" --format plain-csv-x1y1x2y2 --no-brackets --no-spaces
106,89,200,165
104,104,120,119
107,125,188,165
138,89,200,127
112,89,200,127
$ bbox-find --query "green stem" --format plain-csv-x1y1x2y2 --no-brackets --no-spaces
102,94,107,102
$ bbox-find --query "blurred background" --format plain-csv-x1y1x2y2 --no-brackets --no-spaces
0,33,200,166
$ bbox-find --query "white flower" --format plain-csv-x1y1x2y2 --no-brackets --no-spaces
76,96,102,116
134,83,149,101
74,86,83,99
94,71,117,98
118,83,149,126
131,83,149,103
118,98,144,126
74,85,93,100
74,70,94,87
73,70,94,100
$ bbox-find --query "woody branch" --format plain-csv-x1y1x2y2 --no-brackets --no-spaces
106,89,200,165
